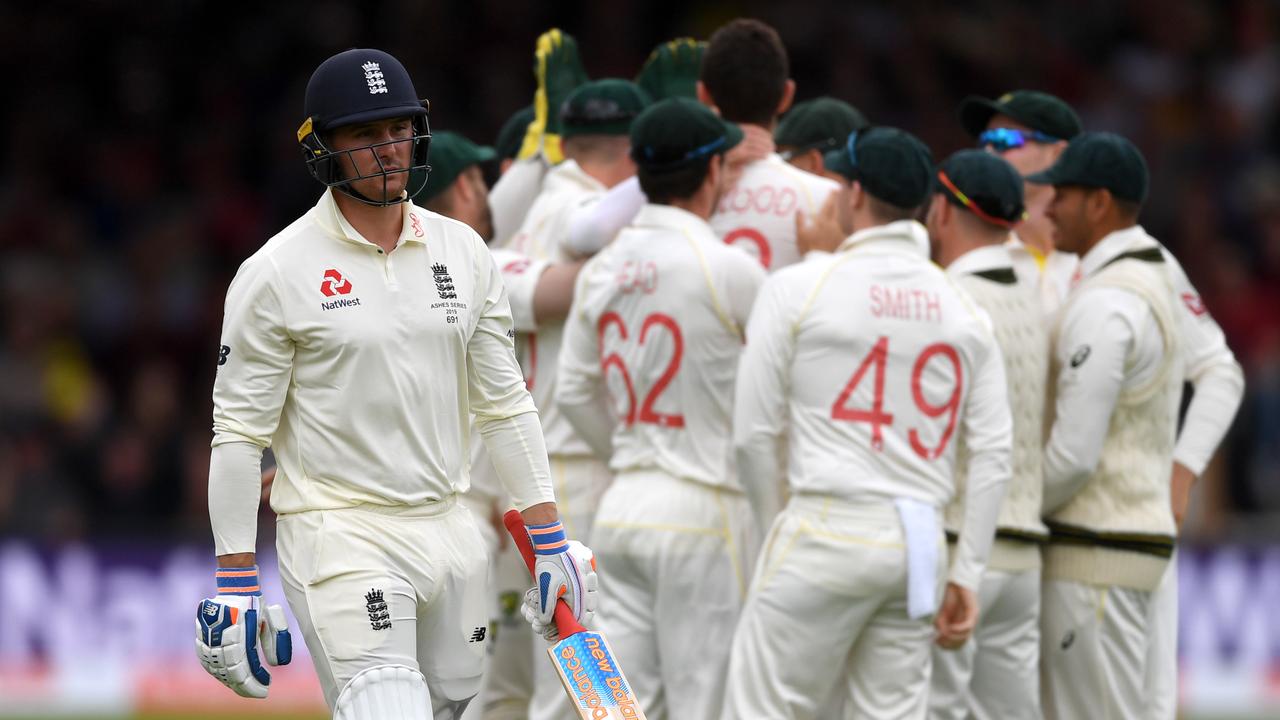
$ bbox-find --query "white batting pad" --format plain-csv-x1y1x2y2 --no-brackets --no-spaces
333,664,433,720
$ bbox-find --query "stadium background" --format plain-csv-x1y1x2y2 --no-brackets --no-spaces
0,0,1277,717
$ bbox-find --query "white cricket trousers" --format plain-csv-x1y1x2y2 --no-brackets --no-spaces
528,454,612,720
458,491,533,720
928,564,1041,720
722,494,945,720
1143,551,1178,719
275,497,489,716
1040,579,1151,720
590,469,755,720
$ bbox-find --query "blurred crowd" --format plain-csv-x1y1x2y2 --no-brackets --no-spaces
0,0,1276,545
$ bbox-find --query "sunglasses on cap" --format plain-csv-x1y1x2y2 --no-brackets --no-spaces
779,136,841,162
977,127,1060,153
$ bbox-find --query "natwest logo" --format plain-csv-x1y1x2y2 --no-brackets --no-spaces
321,268,353,297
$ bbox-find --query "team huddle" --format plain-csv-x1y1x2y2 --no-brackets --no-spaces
193,17,1246,720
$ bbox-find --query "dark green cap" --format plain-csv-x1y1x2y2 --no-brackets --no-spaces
935,149,1026,227
775,97,870,154
495,106,534,160
559,79,652,138
630,97,744,173
413,131,497,202
958,90,1082,140
828,127,934,209
1025,132,1149,204
636,38,705,101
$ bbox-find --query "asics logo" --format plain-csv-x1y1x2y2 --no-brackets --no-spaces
320,269,353,297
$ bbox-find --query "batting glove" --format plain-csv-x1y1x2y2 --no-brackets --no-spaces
195,566,292,698
517,28,588,164
636,37,706,101
521,522,598,640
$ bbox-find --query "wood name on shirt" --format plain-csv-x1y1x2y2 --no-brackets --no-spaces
869,285,942,324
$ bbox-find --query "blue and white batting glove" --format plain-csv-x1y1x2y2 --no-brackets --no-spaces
521,522,598,641
195,566,292,698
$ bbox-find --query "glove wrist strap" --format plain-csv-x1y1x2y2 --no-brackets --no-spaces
216,565,261,596
528,521,568,555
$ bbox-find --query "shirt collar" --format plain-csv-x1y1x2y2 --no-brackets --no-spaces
313,188,431,249
544,159,608,195
837,219,930,258
631,203,715,238
1078,225,1157,279
948,243,1015,278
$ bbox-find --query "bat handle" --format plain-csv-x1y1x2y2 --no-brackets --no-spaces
503,509,588,639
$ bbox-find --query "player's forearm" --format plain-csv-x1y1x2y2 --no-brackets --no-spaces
531,260,586,326
565,176,645,257
477,409,556,510
208,440,265,557
491,157,548,247
951,448,1009,591
1173,357,1245,476
558,393,614,462
736,435,784,532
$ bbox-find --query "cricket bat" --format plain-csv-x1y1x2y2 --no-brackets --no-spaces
503,509,647,720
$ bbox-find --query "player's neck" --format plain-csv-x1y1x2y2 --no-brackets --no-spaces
665,193,713,221
335,191,403,253
578,160,632,190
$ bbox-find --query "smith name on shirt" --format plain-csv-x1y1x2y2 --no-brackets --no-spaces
869,284,942,324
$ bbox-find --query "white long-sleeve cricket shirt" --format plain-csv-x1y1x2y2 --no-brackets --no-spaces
733,220,1012,590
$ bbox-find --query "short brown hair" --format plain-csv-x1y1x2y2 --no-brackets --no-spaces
701,19,789,126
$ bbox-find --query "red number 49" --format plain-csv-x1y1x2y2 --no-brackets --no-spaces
831,336,963,460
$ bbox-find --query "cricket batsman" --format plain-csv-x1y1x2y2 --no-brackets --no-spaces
194,48,596,719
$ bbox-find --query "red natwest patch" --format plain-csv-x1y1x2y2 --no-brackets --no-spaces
321,269,353,297
1182,292,1208,317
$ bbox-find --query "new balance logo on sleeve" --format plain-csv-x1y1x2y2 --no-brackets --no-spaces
470,626,487,643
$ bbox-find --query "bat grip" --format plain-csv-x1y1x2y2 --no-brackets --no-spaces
503,509,587,639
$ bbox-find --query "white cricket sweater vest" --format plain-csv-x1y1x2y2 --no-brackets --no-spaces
945,267,1050,571
1044,249,1181,591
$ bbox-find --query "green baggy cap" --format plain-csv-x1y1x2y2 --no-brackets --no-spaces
1025,131,1149,204
958,90,1082,140
560,79,653,138
629,97,744,173
413,131,496,202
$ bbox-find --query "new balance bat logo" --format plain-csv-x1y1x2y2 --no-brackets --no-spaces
503,510,647,720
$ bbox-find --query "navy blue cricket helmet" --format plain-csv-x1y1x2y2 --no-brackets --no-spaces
297,48,431,206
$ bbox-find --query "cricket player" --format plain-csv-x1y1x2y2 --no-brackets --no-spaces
415,130,587,720
923,150,1048,720
1029,132,1186,718
194,49,597,720
959,90,1082,316
699,18,841,271
967,94,1245,718
724,128,1013,720
557,98,765,720
503,77,652,720
775,97,869,182
490,29,589,247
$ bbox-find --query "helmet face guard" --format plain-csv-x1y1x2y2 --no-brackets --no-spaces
299,110,432,207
